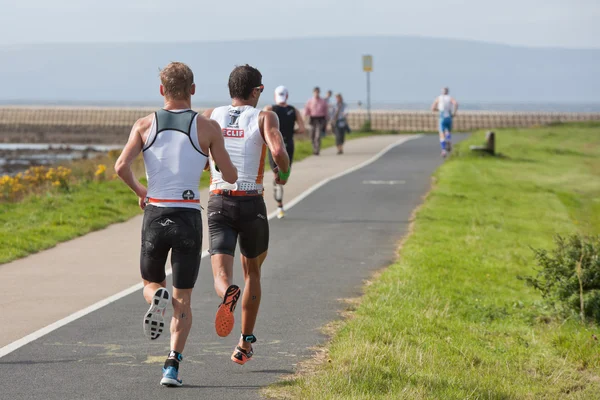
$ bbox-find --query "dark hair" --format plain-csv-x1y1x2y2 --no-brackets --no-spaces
313,86,320,92
228,64,262,100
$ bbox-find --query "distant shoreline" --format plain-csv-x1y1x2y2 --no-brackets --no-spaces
1,101,600,113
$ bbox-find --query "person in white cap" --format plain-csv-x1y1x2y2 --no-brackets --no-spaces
264,86,305,219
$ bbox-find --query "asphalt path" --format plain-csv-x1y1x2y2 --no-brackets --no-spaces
0,134,464,400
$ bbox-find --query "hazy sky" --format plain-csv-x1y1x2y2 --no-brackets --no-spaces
0,0,597,48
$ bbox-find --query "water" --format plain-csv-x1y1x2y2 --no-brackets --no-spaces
0,143,122,175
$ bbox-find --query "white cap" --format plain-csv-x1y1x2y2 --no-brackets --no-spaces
274,85,288,104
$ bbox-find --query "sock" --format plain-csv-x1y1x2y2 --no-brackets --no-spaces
440,139,446,151
164,350,183,370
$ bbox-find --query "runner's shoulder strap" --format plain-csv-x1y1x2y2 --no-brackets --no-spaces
155,109,198,136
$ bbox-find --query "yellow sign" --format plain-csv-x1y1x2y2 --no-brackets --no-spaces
362,55,373,72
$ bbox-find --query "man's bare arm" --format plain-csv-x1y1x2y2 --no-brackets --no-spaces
201,109,216,170
430,98,439,112
293,107,306,134
262,111,290,184
114,117,149,209
263,105,273,112
451,98,459,116
207,120,238,184
202,108,215,119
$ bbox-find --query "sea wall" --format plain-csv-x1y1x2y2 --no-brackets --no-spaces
1,107,599,144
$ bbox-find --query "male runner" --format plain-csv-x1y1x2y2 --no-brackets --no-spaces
264,85,305,219
114,62,237,387
203,64,290,365
431,87,459,157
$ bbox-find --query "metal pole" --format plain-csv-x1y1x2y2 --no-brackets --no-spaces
367,71,371,124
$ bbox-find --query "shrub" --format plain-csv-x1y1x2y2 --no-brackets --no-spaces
524,235,600,323
360,119,372,132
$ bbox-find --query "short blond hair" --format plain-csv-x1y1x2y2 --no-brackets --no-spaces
160,62,194,100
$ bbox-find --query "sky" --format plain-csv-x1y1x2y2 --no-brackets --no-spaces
0,0,598,48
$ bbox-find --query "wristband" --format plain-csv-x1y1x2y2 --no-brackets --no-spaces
278,168,291,180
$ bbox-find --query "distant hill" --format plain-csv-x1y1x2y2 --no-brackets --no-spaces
0,36,598,107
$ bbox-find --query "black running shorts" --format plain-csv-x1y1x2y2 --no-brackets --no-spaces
207,194,269,259
268,142,294,171
140,205,202,289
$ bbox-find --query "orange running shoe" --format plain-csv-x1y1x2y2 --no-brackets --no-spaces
215,285,241,337
231,346,253,365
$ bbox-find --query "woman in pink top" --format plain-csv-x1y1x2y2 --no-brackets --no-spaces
304,86,328,155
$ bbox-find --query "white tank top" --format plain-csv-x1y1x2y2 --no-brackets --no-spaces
437,95,453,118
142,109,208,210
209,105,266,191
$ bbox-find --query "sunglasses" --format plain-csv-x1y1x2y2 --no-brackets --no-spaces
254,84,264,93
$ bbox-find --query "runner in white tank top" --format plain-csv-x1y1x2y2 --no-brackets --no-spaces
202,64,290,366
431,87,459,157
209,105,266,192
115,62,237,387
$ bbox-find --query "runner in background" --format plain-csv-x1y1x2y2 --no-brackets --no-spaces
431,87,459,157
264,86,305,218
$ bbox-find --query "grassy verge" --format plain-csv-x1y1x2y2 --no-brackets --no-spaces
266,122,600,399
0,131,388,264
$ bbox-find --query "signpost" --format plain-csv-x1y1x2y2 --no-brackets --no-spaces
362,55,373,124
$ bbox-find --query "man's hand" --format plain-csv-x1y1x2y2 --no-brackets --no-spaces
138,186,148,210
273,167,288,186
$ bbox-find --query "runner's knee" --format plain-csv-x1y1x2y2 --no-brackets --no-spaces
171,289,192,313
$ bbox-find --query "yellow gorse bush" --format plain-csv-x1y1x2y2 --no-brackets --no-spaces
0,163,114,202
95,164,107,180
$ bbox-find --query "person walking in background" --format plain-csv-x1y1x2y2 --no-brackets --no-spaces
264,85,305,219
332,93,350,155
114,62,237,387
324,90,333,136
431,87,459,157
304,86,328,155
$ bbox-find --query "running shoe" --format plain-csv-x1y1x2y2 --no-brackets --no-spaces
231,346,253,365
446,141,452,152
143,287,170,340
277,207,285,219
441,149,448,158
160,366,183,387
215,285,241,337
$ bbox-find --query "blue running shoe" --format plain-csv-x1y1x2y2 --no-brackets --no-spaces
160,366,182,387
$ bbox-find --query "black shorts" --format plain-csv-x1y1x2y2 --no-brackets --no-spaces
140,205,202,289
268,141,294,171
207,194,269,259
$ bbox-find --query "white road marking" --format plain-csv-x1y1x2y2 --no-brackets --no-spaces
362,180,406,185
0,134,421,359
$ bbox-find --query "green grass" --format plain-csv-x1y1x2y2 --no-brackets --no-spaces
266,122,600,399
0,131,387,264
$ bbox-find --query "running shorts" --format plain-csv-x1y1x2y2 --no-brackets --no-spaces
207,194,269,259
140,205,202,289
439,116,452,133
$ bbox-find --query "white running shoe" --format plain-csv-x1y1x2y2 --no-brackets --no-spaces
441,149,448,158
143,287,170,340
276,207,285,219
